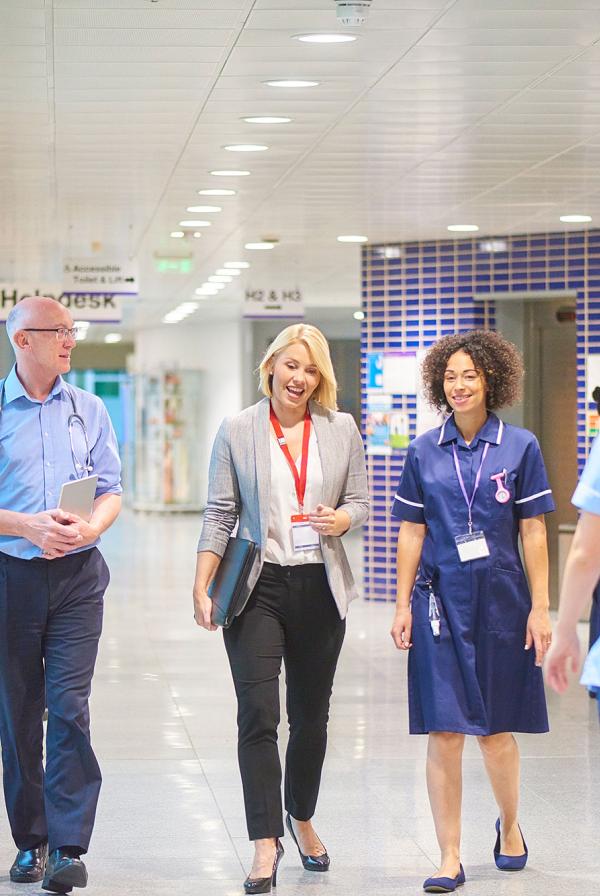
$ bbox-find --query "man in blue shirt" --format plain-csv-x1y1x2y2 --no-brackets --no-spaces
0,296,122,892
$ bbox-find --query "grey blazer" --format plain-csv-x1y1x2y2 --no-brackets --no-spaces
197,397,369,619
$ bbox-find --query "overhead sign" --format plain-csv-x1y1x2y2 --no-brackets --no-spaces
243,287,303,319
0,287,123,323
63,257,138,294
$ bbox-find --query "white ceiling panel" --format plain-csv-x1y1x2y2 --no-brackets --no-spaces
55,27,237,45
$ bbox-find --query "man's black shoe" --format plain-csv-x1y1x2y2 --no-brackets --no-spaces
9,842,48,883
42,849,87,893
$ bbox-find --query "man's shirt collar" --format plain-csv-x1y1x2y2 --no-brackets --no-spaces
3,365,65,406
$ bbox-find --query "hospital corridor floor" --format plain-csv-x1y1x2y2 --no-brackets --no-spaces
0,511,598,896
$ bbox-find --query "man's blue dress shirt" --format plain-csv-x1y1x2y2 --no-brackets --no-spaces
0,364,122,559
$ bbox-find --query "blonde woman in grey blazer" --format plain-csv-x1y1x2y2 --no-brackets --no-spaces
194,324,368,895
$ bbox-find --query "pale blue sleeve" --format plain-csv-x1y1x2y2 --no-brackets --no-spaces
572,435,600,517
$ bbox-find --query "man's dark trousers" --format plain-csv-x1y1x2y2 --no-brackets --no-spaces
0,548,109,853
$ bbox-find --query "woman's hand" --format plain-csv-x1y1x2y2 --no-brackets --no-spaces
193,586,218,631
391,607,413,650
308,504,349,537
545,626,581,693
525,606,552,666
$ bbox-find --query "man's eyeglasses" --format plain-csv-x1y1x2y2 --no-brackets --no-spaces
22,327,82,341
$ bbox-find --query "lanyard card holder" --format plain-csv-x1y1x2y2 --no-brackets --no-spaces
455,531,490,562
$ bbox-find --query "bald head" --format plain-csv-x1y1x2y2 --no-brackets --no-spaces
6,296,67,347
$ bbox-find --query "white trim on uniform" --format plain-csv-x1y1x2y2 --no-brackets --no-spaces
514,488,552,505
395,494,425,508
437,417,449,445
497,419,504,444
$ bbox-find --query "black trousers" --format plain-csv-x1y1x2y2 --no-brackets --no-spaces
0,548,109,853
223,562,346,841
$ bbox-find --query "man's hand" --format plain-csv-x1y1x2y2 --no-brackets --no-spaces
60,514,100,551
21,509,84,559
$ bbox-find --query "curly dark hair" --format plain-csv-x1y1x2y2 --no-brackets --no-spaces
421,330,524,412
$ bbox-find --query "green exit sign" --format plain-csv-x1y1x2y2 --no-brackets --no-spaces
155,258,193,274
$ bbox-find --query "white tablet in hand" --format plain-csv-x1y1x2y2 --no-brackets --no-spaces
58,475,98,522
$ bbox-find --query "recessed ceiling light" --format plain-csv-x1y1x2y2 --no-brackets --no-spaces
224,144,269,152
243,116,292,124
353,310,365,321
337,234,368,243
447,224,479,232
210,170,250,177
216,268,241,276
245,241,276,250
170,231,185,238
104,333,122,344
264,80,319,88
224,261,250,269
195,287,220,295
179,302,200,312
179,220,211,227
186,205,222,213
193,232,203,239
198,188,236,196
209,275,233,283
560,214,592,223
294,33,357,43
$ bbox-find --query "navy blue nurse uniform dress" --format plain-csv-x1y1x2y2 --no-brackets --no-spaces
392,413,555,736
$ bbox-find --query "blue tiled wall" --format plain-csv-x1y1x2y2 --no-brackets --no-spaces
361,231,600,602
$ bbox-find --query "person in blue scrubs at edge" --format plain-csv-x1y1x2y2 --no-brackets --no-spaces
0,297,122,894
390,330,554,894
545,426,600,716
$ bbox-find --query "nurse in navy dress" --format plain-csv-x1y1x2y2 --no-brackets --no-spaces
390,330,555,893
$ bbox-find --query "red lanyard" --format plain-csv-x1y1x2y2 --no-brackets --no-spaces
269,404,311,513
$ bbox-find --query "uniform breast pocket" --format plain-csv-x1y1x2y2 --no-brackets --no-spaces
485,566,530,634
487,470,517,513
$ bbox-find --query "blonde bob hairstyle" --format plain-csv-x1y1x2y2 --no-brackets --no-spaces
258,324,338,411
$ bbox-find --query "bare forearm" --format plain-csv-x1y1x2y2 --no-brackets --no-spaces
89,494,121,537
194,550,222,593
0,509,28,538
396,522,426,610
556,512,600,633
520,516,550,610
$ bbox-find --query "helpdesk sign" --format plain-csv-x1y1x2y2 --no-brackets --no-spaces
0,288,123,323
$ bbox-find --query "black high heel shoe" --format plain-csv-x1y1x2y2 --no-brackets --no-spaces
285,812,330,872
244,839,284,894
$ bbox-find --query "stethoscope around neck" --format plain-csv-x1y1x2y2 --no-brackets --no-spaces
0,379,93,479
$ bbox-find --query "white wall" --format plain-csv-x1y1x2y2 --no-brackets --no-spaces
133,318,244,453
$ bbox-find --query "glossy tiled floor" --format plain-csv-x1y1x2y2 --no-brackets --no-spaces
1,511,599,895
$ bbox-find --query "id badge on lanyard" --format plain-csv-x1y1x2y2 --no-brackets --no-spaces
452,442,490,563
270,405,320,553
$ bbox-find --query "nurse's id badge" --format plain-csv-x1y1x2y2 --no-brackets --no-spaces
291,514,320,553
455,531,490,562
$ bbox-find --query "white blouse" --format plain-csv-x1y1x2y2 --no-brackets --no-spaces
265,426,324,566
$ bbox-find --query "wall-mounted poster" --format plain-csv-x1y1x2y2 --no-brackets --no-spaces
367,352,384,391
382,351,418,395
586,353,600,403
389,412,410,449
416,348,444,436
366,394,392,455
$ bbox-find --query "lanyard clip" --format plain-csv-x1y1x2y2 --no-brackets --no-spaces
428,584,441,639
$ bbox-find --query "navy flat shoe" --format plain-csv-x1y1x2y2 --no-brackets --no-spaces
285,813,330,872
494,817,528,871
423,863,465,893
